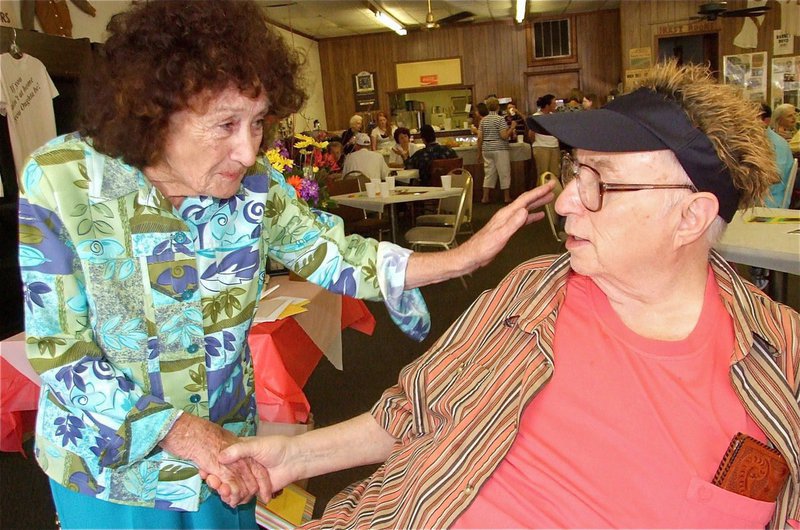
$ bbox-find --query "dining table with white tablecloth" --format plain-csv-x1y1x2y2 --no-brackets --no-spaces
331,186,462,244
713,207,799,302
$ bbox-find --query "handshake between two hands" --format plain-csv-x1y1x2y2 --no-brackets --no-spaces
161,414,293,508
202,435,288,508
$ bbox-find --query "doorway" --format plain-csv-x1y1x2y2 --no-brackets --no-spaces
657,32,719,76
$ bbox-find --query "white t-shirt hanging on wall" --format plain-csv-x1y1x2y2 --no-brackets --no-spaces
0,53,59,196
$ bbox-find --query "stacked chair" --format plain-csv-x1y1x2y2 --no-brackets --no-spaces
404,173,473,288
427,157,463,187
415,168,474,238
326,177,390,240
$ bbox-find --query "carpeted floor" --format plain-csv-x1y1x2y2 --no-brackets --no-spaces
2,199,797,528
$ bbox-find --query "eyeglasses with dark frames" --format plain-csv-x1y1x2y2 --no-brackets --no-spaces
560,153,697,212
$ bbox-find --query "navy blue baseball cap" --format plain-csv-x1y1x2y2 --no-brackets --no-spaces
531,88,739,222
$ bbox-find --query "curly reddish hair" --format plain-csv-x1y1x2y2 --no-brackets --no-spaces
79,0,307,168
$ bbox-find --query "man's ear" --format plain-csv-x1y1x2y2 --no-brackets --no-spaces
673,192,718,248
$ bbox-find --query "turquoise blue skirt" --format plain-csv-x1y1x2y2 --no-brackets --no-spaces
50,479,256,529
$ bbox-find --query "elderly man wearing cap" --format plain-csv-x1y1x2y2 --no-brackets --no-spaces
214,62,799,529
342,132,391,181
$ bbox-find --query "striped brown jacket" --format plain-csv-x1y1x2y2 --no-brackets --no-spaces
307,252,799,529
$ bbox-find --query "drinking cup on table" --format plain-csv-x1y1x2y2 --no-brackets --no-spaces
364,181,377,198
380,181,390,197
517,134,524,143
386,176,396,190
440,174,452,189
370,178,381,187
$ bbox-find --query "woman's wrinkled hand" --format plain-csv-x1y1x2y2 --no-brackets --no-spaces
219,436,295,491
205,435,296,506
159,414,272,507
460,179,556,269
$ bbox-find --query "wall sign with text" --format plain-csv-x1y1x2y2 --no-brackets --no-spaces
396,58,462,89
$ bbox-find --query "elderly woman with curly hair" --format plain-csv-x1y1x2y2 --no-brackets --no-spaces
17,1,555,528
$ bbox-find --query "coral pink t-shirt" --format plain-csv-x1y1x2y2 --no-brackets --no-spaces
453,269,774,529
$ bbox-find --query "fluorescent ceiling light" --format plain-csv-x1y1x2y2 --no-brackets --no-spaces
374,9,407,36
515,0,527,23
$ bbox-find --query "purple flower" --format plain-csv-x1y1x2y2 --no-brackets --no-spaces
273,140,291,159
299,179,320,204
54,415,84,446
24,281,52,310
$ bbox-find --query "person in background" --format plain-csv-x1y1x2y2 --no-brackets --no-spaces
388,126,419,168
504,102,527,143
527,94,561,179
772,103,800,152
470,102,489,135
370,111,396,152
342,133,390,181
750,103,796,291
759,103,794,207
16,2,558,528
340,114,363,158
562,88,583,112
324,138,343,172
403,124,457,185
478,96,515,203
216,61,797,530
582,93,598,110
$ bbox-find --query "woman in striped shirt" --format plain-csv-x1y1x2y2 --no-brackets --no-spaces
477,97,516,204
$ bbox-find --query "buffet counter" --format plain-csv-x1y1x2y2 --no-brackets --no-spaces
417,140,534,199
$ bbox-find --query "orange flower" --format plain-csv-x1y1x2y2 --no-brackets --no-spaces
286,175,303,195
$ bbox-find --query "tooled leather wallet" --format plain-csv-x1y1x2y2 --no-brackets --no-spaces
712,432,790,502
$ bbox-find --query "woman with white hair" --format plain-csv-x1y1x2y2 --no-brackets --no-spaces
341,114,364,157
771,103,797,142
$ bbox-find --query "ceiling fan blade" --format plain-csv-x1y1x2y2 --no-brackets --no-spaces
721,5,770,17
437,11,476,26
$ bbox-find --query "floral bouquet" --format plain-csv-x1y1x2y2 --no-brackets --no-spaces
265,132,340,210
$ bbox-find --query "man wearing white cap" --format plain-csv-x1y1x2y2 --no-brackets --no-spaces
342,132,390,181
215,62,799,529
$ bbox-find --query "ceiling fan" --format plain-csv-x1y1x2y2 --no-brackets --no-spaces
649,1,770,26
690,2,770,21
421,0,476,30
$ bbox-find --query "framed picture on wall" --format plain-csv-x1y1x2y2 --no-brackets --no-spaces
355,71,375,93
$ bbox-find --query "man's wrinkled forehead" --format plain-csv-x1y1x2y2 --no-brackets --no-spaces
575,148,672,168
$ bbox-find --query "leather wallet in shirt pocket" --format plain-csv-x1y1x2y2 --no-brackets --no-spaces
678,476,775,528
712,432,790,503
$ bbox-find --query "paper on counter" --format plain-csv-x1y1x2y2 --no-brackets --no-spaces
254,296,310,322
278,298,310,319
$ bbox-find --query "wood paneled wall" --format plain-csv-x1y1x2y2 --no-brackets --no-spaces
318,10,621,130
620,0,797,71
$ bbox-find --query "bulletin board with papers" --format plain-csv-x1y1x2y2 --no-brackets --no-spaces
723,51,768,102
771,55,800,109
